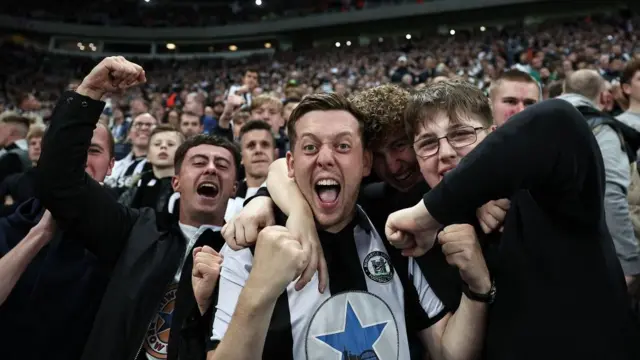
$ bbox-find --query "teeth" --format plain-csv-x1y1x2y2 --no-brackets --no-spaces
199,183,216,189
316,179,339,186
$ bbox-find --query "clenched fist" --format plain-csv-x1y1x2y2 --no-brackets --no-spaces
76,56,146,100
385,201,441,257
248,226,309,301
438,224,491,294
192,246,223,315
476,199,510,234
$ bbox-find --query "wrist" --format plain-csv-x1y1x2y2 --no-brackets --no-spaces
468,277,492,294
75,84,105,101
244,275,282,309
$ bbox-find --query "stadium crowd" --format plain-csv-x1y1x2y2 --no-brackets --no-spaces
0,10,640,360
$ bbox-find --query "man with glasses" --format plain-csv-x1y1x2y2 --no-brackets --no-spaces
386,80,640,359
104,113,157,193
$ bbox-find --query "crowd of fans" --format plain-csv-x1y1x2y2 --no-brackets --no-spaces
1,0,416,27
1,9,640,360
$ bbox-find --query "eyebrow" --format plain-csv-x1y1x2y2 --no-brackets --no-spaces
89,143,104,151
299,131,354,141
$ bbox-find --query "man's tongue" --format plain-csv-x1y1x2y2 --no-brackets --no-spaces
318,187,338,203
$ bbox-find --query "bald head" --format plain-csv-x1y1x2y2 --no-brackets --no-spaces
563,70,607,103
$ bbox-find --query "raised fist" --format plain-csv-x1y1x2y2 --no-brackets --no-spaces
249,226,309,300
76,56,146,100
192,246,223,315
438,224,491,294
385,201,440,257
226,94,246,109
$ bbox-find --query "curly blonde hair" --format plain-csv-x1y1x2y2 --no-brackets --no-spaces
349,84,410,146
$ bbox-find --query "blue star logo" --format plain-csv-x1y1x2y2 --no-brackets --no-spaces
157,310,173,333
315,301,387,358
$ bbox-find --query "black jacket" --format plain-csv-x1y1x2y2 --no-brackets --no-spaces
423,100,640,359
35,91,225,360
0,198,111,360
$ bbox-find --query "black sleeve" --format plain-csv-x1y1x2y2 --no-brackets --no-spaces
0,154,23,184
210,125,233,142
424,99,603,228
242,186,269,207
35,91,138,267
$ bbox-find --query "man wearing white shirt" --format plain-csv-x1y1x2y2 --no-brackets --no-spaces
224,120,277,221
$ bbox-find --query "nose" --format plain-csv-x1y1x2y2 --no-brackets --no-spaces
515,101,525,113
204,160,218,175
438,137,457,161
384,151,403,174
316,145,336,169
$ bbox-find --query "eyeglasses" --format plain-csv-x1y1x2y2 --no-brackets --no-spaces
133,122,155,129
413,126,485,158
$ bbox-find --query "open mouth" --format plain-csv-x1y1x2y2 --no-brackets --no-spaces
158,152,168,159
197,182,219,199
315,179,341,205
394,171,412,182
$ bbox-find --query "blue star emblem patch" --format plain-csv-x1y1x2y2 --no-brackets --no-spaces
316,301,387,357
305,291,400,360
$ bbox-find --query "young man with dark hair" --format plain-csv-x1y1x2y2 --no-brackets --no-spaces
386,80,640,359
208,93,489,360
33,57,238,360
237,120,277,197
180,111,204,138
0,121,115,360
489,69,541,128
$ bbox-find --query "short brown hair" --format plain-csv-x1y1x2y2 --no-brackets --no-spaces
621,59,640,99
239,120,275,144
1,115,31,137
405,81,493,139
27,124,45,142
349,84,410,146
287,93,368,150
250,95,283,114
174,134,240,176
489,69,540,100
233,111,251,126
150,124,185,143
563,69,606,102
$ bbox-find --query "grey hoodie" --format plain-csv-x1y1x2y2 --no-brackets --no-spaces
559,93,640,276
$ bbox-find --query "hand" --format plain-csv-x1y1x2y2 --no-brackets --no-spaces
31,210,57,245
248,226,308,300
286,212,328,293
234,85,250,95
226,94,245,109
438,224,491,294
385,201,440,257
76,56,146,100
192,246,223,315
222,196,276,250
476,199,510,234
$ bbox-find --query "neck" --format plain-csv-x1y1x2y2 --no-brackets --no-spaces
628,99,640,114
180,209,225,228
322,208,356,234
153,166,174,179
246,175,266,188
132,146,147,158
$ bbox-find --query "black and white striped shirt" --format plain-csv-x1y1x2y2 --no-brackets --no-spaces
209,206,447,359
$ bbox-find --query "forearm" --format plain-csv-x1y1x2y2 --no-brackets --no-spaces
266,159,312,217
604,183,640,276
207,280,277,360
440,296,487,360
0,229,50,305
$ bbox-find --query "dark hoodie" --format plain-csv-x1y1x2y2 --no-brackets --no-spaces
0,198,110,360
